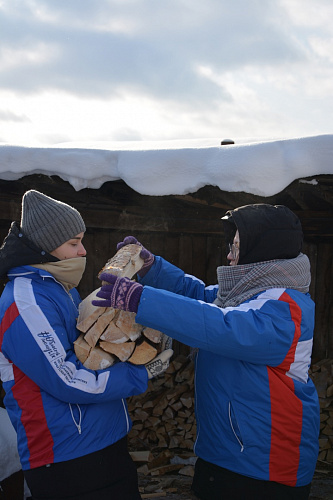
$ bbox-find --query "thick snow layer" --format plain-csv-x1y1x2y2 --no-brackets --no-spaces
0,135,332,196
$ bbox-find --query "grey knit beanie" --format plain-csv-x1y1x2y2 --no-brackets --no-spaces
20,190,86,253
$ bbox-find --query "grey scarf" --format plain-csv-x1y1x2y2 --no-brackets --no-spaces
214,253,311,308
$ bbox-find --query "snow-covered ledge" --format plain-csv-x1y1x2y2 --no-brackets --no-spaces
0,135,332,196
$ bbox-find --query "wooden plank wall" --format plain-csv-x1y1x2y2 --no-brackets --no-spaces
305,240,333,361
0,174,332,360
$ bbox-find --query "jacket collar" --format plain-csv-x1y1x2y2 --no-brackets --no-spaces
0,222,58,278
7,264,55,280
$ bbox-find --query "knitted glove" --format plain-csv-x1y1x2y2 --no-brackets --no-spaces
160,334,173,352
117,236,154,277
92,273,143,313
145,349,174,379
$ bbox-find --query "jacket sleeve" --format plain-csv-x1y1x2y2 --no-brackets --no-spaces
2,280,148,404
139,256,218,303
136,285,313,366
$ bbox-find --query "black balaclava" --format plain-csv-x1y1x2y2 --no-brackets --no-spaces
222,204,303,265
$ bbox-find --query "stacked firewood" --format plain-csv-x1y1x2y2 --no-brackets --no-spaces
309,359,333,463
127,354,197,477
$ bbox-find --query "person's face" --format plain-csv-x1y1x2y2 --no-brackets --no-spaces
227,230,240,266
50,232,86,260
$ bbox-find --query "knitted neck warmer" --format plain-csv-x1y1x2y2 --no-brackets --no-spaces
214,253,310,308
33,257,86,291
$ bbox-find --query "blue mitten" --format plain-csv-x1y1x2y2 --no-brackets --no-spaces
117,236,154,277
92,273,143,313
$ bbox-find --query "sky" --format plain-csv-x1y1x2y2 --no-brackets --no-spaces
0,0,333,147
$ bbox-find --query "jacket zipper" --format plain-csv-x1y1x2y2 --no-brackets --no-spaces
228,402,244,452
122,399,130,433
69,403,82,434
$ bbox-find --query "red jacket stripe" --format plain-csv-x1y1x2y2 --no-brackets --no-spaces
268,291,303,486
12,363,55,468
0,302,19,349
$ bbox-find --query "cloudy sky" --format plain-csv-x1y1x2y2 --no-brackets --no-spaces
1,0,333,147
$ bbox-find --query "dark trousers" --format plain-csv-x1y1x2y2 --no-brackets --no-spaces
192,458,312,500
24,436,141,500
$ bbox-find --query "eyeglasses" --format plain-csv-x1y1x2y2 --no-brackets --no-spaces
228,243,239,260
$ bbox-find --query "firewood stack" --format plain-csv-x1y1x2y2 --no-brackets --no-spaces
127,353,197,477
309,359,333,463
74,244,171,369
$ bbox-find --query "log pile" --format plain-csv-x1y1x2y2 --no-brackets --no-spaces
309,359,333,463
128,353,197,478
74,244,170,369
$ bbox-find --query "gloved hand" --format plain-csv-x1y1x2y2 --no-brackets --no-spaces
92,273,143,313
145,349,174,379
117,236,154,277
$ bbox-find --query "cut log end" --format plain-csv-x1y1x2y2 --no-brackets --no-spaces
128,340,158,365
98,244,144,279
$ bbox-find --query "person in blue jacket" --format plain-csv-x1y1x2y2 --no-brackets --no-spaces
0,190,173,500
93,203,320,500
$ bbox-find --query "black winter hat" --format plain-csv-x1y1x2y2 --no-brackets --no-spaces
222,204,303,265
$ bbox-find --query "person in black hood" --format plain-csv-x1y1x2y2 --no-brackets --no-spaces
91,203,320,500
222,203,304,266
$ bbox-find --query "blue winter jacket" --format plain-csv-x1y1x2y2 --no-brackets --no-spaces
0,265,148,470
136,256,320,487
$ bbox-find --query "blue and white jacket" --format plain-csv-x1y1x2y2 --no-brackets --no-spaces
0,265,148,470
136,256,319,487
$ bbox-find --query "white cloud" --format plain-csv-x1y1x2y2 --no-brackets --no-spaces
309,36,333,63
0,43,58,71
279,0,333,29
0,0,332,146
